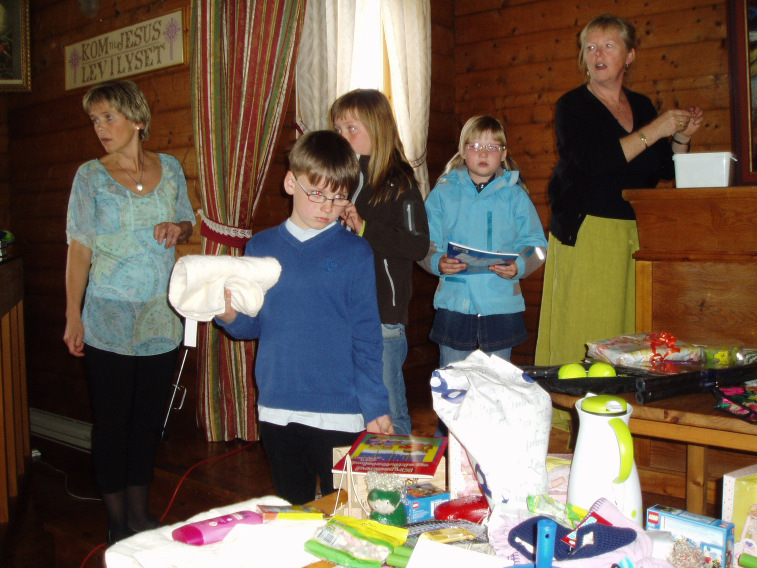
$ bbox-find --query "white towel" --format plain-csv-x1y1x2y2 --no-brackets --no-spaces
169,255,282,321
104,496,327,568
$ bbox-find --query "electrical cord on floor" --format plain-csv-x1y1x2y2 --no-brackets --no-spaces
79,440,256,568
37,459,102,502
158,440,255,523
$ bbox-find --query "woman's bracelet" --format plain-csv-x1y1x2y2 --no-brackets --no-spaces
672,135,691,147
638,130,648,148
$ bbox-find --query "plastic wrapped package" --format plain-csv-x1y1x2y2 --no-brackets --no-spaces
587,333,703,366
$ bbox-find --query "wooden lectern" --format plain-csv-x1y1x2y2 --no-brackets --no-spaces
624,187,757,346
621,187,757,514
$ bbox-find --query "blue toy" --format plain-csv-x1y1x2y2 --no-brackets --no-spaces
518,518,557,568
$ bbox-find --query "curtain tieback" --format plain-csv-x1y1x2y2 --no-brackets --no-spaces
198,209,253,249
295,116,310,135
409,146,427,168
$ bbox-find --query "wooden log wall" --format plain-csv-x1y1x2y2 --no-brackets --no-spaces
2,0,456,423
0,0,735,442
452,0,731,363
450,1,736,514
6,0,200,422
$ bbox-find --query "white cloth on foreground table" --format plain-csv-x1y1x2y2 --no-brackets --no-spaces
105,496,326,568
168,255,281,321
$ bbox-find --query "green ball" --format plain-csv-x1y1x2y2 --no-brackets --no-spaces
588,362,617,377
0,230,14,244
557,363,588,379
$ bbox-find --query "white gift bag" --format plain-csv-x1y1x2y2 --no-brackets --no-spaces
431,350,552,511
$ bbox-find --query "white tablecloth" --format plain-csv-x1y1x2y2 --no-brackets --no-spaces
105,496,327,568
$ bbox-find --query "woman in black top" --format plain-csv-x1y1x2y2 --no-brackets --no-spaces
535,14,703,367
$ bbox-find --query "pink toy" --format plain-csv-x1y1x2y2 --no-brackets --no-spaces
172,510,263,545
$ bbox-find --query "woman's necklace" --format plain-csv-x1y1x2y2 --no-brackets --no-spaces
118,152,145,192
588,83,622,113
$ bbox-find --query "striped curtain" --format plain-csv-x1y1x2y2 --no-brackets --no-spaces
190,0,306,441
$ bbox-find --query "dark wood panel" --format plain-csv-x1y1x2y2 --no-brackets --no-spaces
431,23,455,57
651,261,757,345
457,4,726,74
455,0,723,44
456,40,728,100
430,0,454,29
0,258,22,315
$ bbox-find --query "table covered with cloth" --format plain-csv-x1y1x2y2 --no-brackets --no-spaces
105,496,328,568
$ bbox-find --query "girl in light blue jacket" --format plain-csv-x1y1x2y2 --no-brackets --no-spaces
423,116,548,367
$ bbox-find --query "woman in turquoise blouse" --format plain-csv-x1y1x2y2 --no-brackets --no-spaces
63,80,194,543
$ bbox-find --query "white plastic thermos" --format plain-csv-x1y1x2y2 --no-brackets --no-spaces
567,394,643,525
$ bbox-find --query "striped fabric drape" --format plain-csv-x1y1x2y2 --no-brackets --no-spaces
190,0,305,441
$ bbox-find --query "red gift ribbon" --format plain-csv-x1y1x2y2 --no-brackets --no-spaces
645,332,681,362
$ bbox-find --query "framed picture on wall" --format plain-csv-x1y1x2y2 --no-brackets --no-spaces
728,0,757,184
0,0,30,92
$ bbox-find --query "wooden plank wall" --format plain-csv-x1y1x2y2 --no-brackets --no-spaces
451,1,735,513
452,0,731,363
6,0,201,421
406,1,457,381
2,0,457,422
0,0,735,427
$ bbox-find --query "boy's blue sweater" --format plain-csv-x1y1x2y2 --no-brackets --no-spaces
217,222,390,424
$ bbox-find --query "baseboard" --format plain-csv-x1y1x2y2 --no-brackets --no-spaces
29,408,92,452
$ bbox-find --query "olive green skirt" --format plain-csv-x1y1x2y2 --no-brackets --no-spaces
535,215,639,431
535,215,639,366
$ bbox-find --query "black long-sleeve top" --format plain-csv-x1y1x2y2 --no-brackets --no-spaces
354,155,430,325
548,84,675,246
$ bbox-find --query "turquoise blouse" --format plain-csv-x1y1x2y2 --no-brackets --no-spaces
66,153,195,356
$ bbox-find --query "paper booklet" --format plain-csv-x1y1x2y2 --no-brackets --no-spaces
446,241,518,273
332,433,447,478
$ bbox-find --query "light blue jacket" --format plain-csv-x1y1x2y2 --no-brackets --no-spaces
423,166,547,316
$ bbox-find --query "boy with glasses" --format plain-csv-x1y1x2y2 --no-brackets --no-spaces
216,131,393,505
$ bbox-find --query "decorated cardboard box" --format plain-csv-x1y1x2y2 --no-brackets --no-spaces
646,505,734,568
332,434,447,520
402,482,450,523
723,464,757,541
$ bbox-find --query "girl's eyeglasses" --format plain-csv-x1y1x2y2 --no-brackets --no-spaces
465,143,506,153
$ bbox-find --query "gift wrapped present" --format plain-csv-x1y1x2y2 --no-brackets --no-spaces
587,332,703,366
723,465,757,543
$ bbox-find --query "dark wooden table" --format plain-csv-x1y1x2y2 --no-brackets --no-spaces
550,390,757,515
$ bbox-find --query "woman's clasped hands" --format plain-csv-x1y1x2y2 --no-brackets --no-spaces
653,106,704,141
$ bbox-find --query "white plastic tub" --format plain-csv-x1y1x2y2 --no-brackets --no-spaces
673,152,737,188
